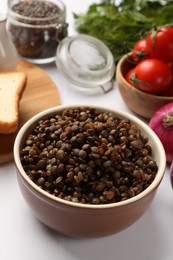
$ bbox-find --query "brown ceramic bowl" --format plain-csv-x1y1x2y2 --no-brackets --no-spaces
116,53,173,119
14,105,166,238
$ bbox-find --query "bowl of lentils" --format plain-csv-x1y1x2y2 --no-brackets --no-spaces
14,105,166,237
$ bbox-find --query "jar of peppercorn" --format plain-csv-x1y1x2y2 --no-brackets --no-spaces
6,0,68,64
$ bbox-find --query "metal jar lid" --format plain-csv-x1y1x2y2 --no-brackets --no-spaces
56,34,115,93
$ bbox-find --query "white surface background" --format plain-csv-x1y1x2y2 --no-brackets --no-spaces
0,1,173,260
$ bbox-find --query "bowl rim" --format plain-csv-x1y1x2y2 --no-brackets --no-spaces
117,53,173,100
14,104,166,210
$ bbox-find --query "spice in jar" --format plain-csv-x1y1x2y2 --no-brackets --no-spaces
20,107,158,204
7,0,68,63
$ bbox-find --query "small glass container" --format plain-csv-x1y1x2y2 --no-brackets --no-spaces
6,0,68,64
0,14,18,71
56,34,115,94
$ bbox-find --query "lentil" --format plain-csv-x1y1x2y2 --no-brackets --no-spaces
20,107,158,205
7,0,67,60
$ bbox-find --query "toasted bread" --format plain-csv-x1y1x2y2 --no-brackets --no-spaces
0,71,27,134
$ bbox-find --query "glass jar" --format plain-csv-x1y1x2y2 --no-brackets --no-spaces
6,0,68,64
56,34,115,94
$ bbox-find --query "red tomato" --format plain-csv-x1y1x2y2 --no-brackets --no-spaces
125,68,136,86
130,38,150,63
167,62,173,70
162,64,173,96
128,59,172,95
146,26,173,63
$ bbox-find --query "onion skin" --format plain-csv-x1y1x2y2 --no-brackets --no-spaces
170,161,173,189
149,102,173,162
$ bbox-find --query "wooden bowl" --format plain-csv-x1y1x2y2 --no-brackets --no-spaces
14,105,166,238
116,53,173,119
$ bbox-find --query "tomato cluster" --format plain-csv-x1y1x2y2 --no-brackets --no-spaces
125,26,173,96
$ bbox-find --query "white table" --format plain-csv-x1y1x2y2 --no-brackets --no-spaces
1,1,173,260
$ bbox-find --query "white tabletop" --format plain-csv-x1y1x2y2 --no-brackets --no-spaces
1,1,173,260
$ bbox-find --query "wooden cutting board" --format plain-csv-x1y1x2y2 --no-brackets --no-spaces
0,59,61,164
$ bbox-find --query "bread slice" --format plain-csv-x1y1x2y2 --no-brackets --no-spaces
0,71,27,134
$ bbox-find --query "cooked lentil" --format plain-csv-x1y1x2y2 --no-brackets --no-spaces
20,107,158,204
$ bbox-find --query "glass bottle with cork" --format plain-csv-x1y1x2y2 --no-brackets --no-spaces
0,12,18,71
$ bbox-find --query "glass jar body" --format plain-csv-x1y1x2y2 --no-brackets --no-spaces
7,0,68,64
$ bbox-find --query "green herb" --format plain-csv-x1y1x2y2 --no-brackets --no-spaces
74,0,173,63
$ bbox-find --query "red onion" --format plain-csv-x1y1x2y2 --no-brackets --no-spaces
149,102,173,162
170,161,173,188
